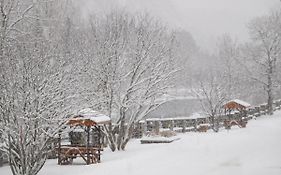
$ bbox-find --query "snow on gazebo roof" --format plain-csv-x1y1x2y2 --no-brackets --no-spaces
224,99,251,110
68,108,111,126
230,99,251,107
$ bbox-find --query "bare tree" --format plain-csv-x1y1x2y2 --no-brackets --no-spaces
78,11,176,151
0,1,75,175
241,9,281,115
217,34,241,98
0,0,34,169
194,74,227,132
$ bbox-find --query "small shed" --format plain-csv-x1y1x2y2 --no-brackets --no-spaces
57,109,110,165
223,99,251,111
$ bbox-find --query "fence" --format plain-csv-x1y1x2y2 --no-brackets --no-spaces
1,100,280,166
132,99,281,138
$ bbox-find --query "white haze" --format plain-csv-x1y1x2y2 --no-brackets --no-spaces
78,0,280,51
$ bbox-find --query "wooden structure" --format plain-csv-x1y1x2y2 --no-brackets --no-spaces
57,109,110,165
223,99,251,112
223,119,247,129
197,124,210,132
141,114,209,136
223,99,251,121
140,137,180,144
130,99,281,137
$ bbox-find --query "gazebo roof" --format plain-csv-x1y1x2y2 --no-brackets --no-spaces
223,99,251,110
67,109,111,126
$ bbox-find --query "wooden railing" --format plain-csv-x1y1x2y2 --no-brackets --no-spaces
131,99,281,138
1,100,280,166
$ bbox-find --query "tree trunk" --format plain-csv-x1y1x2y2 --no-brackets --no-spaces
267,61,274,115
211,116,219,132
105,124,116,152
116,123,123,150
120,123,135,150
116,108,126,151
267,87,273,115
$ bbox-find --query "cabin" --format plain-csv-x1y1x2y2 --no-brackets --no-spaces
57,109,110,165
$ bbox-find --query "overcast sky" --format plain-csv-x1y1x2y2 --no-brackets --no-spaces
79,0,280,51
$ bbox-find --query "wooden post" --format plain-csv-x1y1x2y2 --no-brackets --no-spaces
255,107,261,117
193,119,197,131
169,120,174,131
57,131,62,165
86,126,90,165
260,105,266,115
136,122,142,138
182,120,187,133
155,121,160,135
143,121,147,136
98,126,101,163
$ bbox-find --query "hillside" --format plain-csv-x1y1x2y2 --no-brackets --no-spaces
1,111,281,175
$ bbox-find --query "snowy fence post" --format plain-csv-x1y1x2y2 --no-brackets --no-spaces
169,120,174,131
273,101,277,111
254,107,261,117
155,120,160,135
273,100,281,110
143,121,147,136
135,122,141,138
182,120,187,133
260,105,267,115
135,122,145,138
193,119,197,131
247,108,255,119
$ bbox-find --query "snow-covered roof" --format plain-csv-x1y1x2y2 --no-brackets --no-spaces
70,108,111,125
227,99,251,108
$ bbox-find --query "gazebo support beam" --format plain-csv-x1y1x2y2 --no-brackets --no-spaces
86,126,90,165
58,131,62,165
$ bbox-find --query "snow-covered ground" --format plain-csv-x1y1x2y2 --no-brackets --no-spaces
1,111,281,175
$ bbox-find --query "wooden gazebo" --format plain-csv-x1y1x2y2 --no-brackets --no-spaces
57,109,110,165
223,99,250,129
223,99,251,112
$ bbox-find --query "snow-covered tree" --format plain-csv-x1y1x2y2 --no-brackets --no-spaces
193,73,227,132
241,9,281,114
0,1,75,175
216,34,241,98
0,0,34,170
77,11,177,151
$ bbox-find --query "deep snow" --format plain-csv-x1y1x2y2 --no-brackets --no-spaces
1,111,281,175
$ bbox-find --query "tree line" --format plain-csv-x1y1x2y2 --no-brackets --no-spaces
0,1,280,175
0,1,176,174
